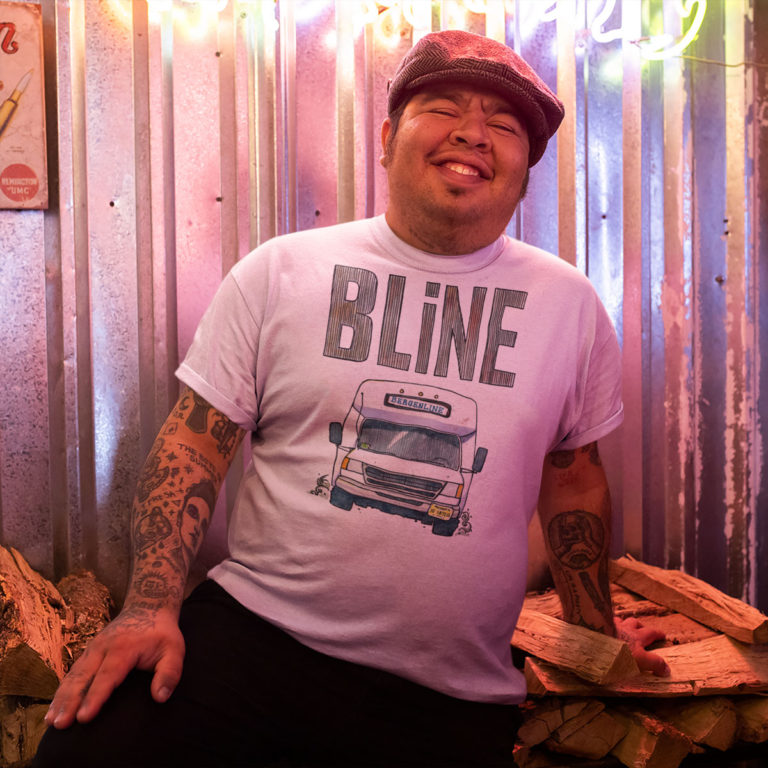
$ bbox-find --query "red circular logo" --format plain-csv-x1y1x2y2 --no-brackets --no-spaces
0,163,39,202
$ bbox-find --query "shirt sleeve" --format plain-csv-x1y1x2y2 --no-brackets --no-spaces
176,268,262,432
552,294,624,452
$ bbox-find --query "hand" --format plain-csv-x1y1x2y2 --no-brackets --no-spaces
45,603,185,729
614,616,670,677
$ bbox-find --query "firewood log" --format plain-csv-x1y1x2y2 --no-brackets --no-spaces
517,698,591,746
648,697,738,751
525,634,768,698
512,609,639,685
0,696,49,767
57,570,112,667
609,706,693,768
546,709,627,759
0,547,66,699
735,695,768,743
611,557,768,644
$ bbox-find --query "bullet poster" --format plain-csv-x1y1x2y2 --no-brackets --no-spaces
0,2,47,209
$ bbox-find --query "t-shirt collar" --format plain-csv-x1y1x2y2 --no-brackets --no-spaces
371,214,506,274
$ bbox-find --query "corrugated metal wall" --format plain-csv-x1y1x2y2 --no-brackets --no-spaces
0,0,765,610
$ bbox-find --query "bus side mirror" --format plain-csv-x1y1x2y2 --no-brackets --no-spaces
472,447,487,473
329,422,342,445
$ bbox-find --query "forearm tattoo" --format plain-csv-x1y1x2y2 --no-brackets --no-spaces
548,442,602,470
129,389,239,606
547,507,612,630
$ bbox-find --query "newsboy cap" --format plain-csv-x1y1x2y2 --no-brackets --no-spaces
387,30,564,166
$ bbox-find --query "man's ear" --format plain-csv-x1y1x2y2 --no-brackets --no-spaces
380,117,392,167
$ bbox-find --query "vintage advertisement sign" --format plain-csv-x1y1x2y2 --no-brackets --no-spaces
0,2,47,209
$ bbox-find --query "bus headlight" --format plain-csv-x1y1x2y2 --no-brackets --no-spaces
341,457,364,475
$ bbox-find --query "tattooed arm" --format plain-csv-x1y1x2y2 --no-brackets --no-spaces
538,441,669,675
46,386,246,729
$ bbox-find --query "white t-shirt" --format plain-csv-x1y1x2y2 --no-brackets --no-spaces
177,215,623,704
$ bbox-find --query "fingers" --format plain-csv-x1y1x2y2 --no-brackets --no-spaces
633,648,671,678
45,645,139,729
74,648,139,724
45,657,98,730
150,635,185,704
614,616,671,677
45,619,185,729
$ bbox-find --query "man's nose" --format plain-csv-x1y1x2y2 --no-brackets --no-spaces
451,113,490,148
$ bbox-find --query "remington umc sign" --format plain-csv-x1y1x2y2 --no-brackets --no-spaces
0,2,47,210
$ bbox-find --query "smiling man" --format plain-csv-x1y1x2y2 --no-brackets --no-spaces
35,30,667,768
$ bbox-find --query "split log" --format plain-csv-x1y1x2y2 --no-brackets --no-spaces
546,709,627,759
512,609,639,685
0,696,49,768
524,585,718,647
517,698,592,746
610,556,768,644
609,707,693,768
544,699,605,744
0,547,67,699
539,699,628,759
525,634,768,698
735,696,768,743
648,697,738,751
525,657,695,698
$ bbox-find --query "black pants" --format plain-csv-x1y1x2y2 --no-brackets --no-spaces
34,580,522,768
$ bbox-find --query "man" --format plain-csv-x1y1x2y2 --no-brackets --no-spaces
35,30,667,768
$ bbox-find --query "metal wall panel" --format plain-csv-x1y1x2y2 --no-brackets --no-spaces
0,0,764,610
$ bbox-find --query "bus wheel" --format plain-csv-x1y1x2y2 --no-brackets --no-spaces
330,486,354,510
431,519,458,536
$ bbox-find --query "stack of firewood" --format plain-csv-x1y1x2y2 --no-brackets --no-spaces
512,556,768,767
0,546,111,767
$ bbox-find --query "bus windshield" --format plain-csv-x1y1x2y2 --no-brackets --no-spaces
357,419,461,469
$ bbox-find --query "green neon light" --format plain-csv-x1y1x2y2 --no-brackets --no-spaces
638,0,707,61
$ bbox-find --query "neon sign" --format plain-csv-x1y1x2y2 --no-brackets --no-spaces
109,0,708,62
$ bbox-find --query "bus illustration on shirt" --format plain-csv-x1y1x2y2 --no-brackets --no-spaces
328,380,487,536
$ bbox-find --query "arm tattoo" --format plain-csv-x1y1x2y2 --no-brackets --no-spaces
137,439,171,502
186,390,212,433
547,509,613,629
135,507,173,553
578,571,611,621
549,450,575,469
582,442,602,466
548,510,605,569
212,415,240,457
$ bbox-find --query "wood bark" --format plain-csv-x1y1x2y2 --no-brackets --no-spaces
57,570,112,666
0,548,113,766
0,547,67,699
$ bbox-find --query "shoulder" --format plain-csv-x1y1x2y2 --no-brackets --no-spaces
251,218,374,255
230,218,376,277
501,237,589,282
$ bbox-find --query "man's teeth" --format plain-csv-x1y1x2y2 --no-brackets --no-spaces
444,163,479,177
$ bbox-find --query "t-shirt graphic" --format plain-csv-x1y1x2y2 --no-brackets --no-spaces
328,379,487,536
